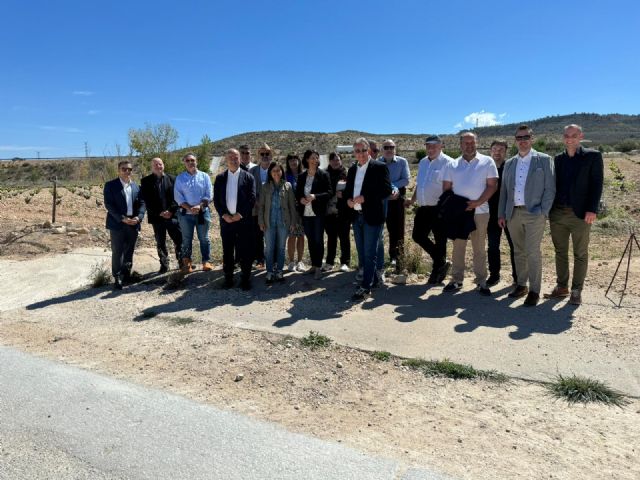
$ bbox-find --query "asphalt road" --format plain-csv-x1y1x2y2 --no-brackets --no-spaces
0,346,449,480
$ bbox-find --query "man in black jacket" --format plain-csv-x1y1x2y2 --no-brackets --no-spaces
213,148,256,290
140,157,182,274
545,124,604,305
344,137,392,301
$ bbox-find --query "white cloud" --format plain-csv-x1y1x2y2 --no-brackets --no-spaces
88,110,100,115
40,125,83,133
72,90,95,96
0,145,56,152
457,110,507,129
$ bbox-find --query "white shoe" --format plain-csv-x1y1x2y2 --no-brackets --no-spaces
287,262,296,272
340,264,350,273
297,261,306,272
321,263,333,272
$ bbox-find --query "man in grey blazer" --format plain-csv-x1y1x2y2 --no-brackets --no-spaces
498,125,555,306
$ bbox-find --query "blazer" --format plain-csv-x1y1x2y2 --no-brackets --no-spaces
140,173,179,224
249,164,269,216
257,181,298,230
213,169,256,221
344,160,392,226
295,169,333,218
103,178,146,231
553,146,604,219
498,150,555,220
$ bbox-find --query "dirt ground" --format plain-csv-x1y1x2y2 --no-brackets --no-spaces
1,155,640,479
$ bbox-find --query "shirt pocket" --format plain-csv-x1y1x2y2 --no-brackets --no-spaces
430,169,442,184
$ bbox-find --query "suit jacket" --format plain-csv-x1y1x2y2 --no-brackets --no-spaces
553,146,604,219
213,169,256,222
103,178,145,231
140,173,178,224
295,169,333,217
249,164,269,215
498,150,556,220
344,160,392,226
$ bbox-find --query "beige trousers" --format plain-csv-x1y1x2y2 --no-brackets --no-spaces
451,213,489,286
507,208,546,294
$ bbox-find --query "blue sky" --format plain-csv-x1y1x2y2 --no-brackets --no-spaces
2,0,639,158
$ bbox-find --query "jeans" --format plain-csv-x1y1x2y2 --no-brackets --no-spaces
152,218,183,268
265,224,288,273
109,226,138,280
178,209,211,263
353,213,383,290
303,216,325,268
487,219,517,281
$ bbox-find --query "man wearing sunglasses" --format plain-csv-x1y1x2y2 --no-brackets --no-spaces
249,143,273,267
103,160,146,290
238,144,256,171
345,137,392,301
498,126,555,306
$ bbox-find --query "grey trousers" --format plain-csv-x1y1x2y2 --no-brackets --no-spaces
507,208,546,294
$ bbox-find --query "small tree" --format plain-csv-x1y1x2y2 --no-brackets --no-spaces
196,134,214,172
128,123,179,175
414,149,426,163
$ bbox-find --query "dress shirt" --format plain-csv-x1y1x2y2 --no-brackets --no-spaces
514,150,532,206
174,170,213,214
384,156,410,192
415,153,455,206
120,178,133,216
353,159,370,211
259,167,269,185
443,153,498,214
225,168,240,215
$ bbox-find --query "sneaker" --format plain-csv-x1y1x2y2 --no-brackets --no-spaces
321,263,334,272
314,268,322,280
543,286,570,299
339,264,350,273
351,286,371,301
569,289,582,305
288,262,297,272
265,272,274,284
436,260,452,284
355,268,364,282
296,261,306,272
275,271,284,282
443,282,463,292
486,274,500,288
476,284,492,296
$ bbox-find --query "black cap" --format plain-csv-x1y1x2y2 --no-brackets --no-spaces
424,135,442,145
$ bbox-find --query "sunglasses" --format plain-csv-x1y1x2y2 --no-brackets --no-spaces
515,135,532,141
240,151,250,155
120,167,133,172
354,149,368,154
260,152,271,157
383,146,395,151
370,148,379,153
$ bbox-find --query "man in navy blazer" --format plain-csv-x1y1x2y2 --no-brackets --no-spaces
344,137,392,301
103,160,146,289
498,126,555,306
214,149,256,290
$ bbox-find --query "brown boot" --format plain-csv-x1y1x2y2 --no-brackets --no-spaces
181,258,193,274
543,286,569,299
202,261,213,272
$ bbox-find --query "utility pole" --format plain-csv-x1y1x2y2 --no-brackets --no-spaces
84,141,90,158
36,151,40,160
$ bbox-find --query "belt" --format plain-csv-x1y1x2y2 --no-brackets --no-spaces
513,205,526,209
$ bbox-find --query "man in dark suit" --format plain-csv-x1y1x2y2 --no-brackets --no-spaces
545,124,604,306
213,148,256,290
140,157,182,274
103,160,146,290
344,137,392,301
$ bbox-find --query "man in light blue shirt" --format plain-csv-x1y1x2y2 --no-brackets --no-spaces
174,153,214,273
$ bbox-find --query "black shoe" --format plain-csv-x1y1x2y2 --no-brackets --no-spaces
241,279,252,291
113,278,123,290
443,281,463,292
222,277,234,289
427,271,439,284
476,285,492,296
523,291,540,306
436,261,452,284
508,285,529,298
123,271,143,285
158,265,169,274
351,287,371,301
486,274,500,288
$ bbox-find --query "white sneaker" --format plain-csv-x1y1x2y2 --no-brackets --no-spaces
297,261,306,272
356,268,364,282
287,262,296,272
340,264,350,273
321,263,333,272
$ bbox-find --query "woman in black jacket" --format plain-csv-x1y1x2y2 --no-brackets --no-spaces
323,152,351,272
295,149,333,279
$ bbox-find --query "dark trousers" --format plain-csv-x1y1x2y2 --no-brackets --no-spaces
324,212,351,266
109,226,138,280
252,215,265,263
152,219,183,268
487,219,517,281
412,205,446,270
222,219,254,281
303,216,325,268
385,197,405,261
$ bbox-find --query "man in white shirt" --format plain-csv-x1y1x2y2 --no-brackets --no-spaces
406,135,455,284
498,126,555,306
443,132,498,295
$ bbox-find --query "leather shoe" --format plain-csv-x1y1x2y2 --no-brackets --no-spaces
508,285,529,298
222,277,234,289
523,291,540,306
486,274,500,287
543,286,569,299
202,262,213,272
158,265,169,274
569,289,582,305
113,278,123,290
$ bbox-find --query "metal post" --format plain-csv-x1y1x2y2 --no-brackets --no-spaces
51,176,57,224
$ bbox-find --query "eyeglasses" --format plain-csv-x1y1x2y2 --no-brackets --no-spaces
383,146,395,151
370,148,379,153
184,159,196,163
240,151,250,155
260,152,271,157
354,149,368,154
515,135,532,141
120,167,133,171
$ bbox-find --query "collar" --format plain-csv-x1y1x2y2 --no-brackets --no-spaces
119,178,132,187
384,156,398,163
357,158,371,169
518,149,533,162
228,168,240,177
564,145,584,158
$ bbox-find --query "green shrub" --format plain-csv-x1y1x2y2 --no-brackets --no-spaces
300,331,332,350
547,374,628,406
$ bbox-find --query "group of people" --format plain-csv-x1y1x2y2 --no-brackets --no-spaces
104,123,603,305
